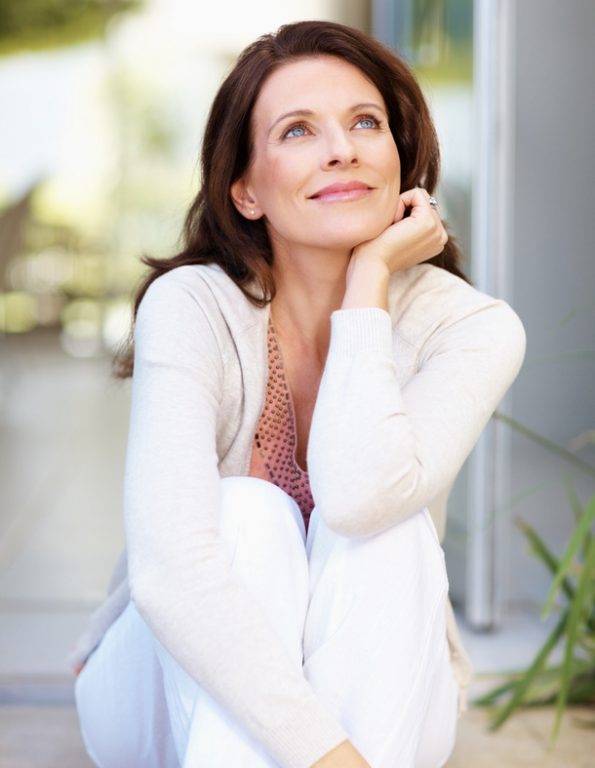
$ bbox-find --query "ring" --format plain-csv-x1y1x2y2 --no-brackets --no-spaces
428,195,438,209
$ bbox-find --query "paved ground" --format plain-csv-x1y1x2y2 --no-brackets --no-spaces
0,705,92,768
1,701,594,767
450,705,595,768
0,330,128,679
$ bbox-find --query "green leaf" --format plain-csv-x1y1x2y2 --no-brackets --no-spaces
565,479,594,563
567,674,595,704
543,493,595,618
488,611,568,730
479,660,595,709
473,678,519,706
515,517,575,603
565,477,586,523
551,536,595,743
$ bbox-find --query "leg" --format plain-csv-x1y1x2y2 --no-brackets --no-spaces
75,477,310,768
303,506,458,768
158,476,311,767
75,600,178,768
412,639,458,768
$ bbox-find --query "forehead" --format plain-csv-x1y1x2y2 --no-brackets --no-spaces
252,55,385,126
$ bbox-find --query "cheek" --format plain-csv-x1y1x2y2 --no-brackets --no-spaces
270,162,295,199
386,148,401,187
271,155,308,197
254,150,300,193
376,135,401,185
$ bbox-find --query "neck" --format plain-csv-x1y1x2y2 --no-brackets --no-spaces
270,243,350,366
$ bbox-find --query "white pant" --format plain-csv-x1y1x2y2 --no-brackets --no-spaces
75,477,458,768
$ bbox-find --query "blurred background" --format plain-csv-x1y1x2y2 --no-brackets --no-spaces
1,0,594,763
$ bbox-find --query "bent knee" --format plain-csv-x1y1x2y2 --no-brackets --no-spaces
394,507,444,561
220,476,305,542
358,508,448,592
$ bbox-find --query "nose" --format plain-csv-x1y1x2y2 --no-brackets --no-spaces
321,127,359,170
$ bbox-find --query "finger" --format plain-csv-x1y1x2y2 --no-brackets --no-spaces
393,195,407,223
399,187,436,216
399,186,427,208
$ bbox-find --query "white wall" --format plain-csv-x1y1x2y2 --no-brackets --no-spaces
498,0,595,613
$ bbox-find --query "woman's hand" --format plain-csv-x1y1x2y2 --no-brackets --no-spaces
341,187,447,311
310,739,372,768
352,186,448,275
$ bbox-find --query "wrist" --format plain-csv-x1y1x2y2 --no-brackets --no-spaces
310,739,370,768
342,251,390,311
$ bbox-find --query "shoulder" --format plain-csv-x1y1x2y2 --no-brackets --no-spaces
132,264,235,365
139,263,237,315
138,262,262,336
134,263,267,377
388,263,526,365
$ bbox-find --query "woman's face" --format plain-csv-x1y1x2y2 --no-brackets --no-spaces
231,55,401,255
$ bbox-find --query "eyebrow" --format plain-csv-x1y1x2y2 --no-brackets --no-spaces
267,102,387,135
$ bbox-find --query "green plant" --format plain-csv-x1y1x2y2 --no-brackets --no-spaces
475,414,595,744
0,0,143,57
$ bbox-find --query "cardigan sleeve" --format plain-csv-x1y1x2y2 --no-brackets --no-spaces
124,273,348,768
307,289,526,538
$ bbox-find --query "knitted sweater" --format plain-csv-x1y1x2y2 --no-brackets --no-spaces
68,261,526,768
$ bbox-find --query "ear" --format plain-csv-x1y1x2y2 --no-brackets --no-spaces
230,177,263,220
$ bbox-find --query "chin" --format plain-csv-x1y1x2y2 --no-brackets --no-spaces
321,218,392,251
273,211,394,253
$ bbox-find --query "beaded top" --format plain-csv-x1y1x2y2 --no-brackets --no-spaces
248,316,315,532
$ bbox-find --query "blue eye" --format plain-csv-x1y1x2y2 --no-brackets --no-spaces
283,124,309,139
355,116,380,129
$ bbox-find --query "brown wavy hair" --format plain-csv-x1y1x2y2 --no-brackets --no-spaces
113,19,468,378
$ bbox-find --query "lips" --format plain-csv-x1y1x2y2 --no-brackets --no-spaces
308,180,373,201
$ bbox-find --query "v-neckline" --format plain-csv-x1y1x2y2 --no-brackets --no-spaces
267,315,309,475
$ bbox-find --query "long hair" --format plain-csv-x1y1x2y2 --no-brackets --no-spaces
113,20,468,378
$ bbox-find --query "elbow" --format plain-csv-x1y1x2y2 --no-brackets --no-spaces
128,580,150,619
495,302,527,382
317,461,421,538
512,312,527,375
319,502,371,537
128,568,163,625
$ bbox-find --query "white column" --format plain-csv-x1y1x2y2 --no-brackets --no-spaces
467,0,516,628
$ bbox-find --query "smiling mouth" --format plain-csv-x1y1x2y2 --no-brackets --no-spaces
308,182,374,202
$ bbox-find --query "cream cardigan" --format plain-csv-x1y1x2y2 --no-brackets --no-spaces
69,261,526,768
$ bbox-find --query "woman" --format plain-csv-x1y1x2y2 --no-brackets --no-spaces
70,20,526,768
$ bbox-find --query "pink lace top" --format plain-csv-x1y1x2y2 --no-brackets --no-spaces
248,316,315,532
